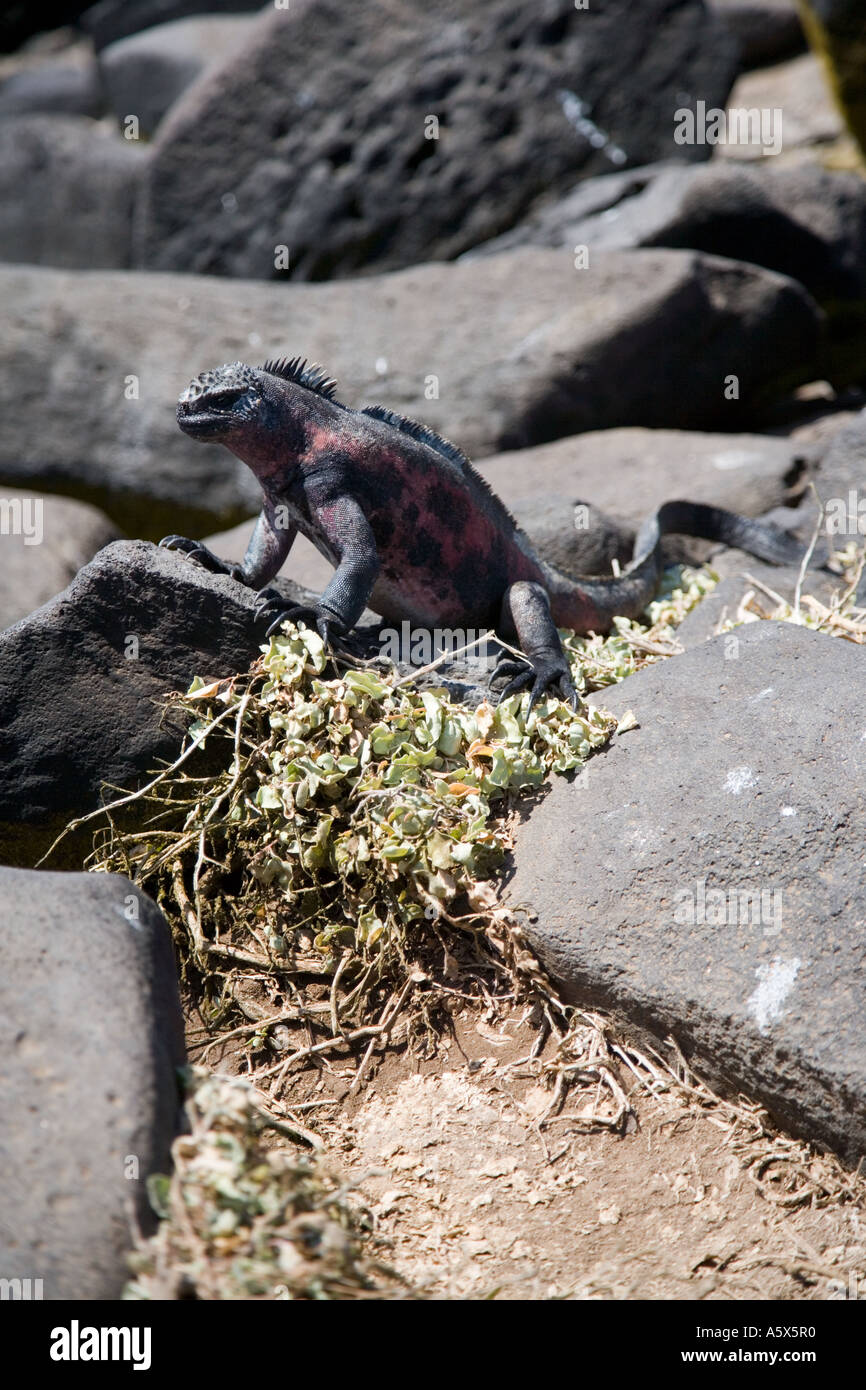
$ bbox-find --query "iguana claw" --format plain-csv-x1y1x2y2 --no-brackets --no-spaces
159,535,244,581
493,656,581,712
255,588,345,646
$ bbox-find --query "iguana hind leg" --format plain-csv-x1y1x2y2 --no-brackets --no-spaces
494,580,580,711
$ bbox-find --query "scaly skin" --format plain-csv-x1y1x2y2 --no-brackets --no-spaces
161,358,815,708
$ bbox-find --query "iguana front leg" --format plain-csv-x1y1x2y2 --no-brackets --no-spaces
160,507,297,588
494,580,580,710
256,495,379,645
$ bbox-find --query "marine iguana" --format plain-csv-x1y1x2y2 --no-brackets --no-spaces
161,357,815,708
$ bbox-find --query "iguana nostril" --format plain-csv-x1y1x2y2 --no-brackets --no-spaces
178,383,246,411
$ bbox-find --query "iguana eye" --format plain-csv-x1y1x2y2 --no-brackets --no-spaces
207,387,248,410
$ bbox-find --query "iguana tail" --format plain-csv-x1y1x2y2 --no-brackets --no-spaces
545,500,820,634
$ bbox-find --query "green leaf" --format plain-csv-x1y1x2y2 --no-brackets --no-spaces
145,1172,171,1220
344,670,389,699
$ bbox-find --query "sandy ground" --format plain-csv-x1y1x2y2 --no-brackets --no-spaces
193,995,865,1302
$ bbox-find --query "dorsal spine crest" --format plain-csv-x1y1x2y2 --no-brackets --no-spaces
261,356,341,401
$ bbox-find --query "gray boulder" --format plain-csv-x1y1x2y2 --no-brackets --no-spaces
81,0,267,51
716,53,844,158
0,488,120,631
788,406,861,450
0,60,104,119
0,116,147,271
0,251,821,537
470,160,866,307
673,533,848,647
760,411,866,540
99,13,258,138
0,867,185,1300
508,496,634,581
672,412,866,643
135,0,737,279
811,410,866,512
476,427,812,528
0,540,304,855
503,621,866,1162
475,427,816,576
710,0,805,69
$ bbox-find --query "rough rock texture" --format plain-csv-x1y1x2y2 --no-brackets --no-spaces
767,411,866,540
716,53,844,160
0,117,147,271
811,410,866,504
503,621,866,1162
0,867,185,1300
464,163,656,260
81,0,266,51
710,0,805,68
99,14,257,137
0,541,302,843
0,59,104,118
136,0,737,279
471,160,866,307
673,531,848,648
0,252,821,536
788,406,860,450
0,487,120,631
476,427,812,527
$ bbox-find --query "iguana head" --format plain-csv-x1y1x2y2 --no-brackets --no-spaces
177,356,345,484
176,362,265,441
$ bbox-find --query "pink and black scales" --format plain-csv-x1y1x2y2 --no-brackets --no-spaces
162,357,816,708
